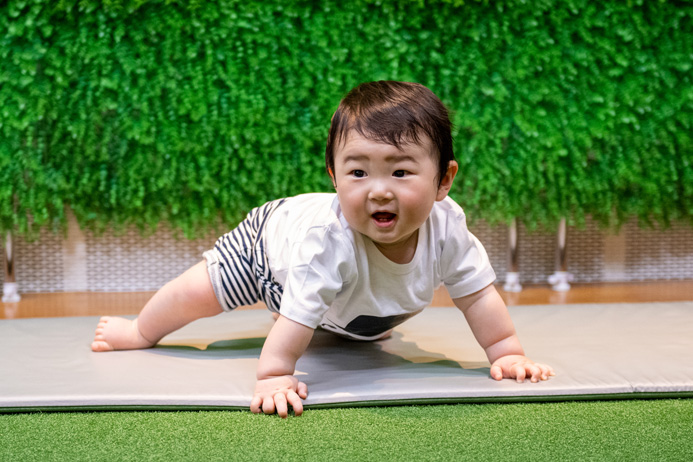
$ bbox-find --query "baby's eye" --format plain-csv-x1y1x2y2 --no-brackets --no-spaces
351,169,366,178
393,170,407,178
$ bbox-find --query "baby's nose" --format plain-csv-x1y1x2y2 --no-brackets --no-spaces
368,181,394,201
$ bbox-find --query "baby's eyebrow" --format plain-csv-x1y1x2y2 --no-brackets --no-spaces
385,154,418,163
342,153,418,164
342,154,369,164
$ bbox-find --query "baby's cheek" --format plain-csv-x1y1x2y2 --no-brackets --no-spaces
400,194,435,224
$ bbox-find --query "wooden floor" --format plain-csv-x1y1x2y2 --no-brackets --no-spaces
2,280,691,320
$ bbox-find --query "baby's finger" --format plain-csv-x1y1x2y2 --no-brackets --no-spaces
512,363,526,383
262,396,276,415
490,364,503,381
532,362,554,379
527,364,542,383
286,390,304,416
297,381,309,399
250,396,263,414
537,363,554,380
274,392,289,418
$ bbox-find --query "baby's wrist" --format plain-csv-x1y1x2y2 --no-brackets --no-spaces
486,335,524,364
256,368,295,381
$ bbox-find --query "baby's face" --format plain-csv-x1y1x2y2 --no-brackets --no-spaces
331,131,456,262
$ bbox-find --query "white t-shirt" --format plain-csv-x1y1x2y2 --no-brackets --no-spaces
263,193,496,340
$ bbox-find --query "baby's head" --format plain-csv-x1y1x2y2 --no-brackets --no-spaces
325,81,455,186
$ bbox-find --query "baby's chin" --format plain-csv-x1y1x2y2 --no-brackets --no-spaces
370,229,419,249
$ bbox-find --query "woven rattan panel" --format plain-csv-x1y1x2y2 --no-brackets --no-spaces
13,229,64,293
4,218,693,294
84,228,216,292
468,220,607,284
625,222,693,281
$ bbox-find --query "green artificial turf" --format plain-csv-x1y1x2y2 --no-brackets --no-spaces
2,400,692,461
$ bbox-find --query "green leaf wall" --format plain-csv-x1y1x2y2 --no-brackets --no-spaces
2,0,692,238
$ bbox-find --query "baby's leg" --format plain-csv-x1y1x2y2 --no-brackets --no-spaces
91,260,222,351
92,317,153,351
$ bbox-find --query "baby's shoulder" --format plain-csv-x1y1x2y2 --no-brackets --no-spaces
429,197,467,228
270,193,340,230
267,193,354,252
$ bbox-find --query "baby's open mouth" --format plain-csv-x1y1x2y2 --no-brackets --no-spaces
372,212,396,223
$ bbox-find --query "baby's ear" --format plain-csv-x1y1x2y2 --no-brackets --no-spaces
328,167,337,189
436,161,458,201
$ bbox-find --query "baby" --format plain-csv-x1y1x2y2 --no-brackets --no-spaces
92,81,554,417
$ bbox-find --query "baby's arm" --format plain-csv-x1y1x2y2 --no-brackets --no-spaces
250,315,314,418
453,284,554,383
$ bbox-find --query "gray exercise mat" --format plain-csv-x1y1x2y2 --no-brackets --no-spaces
1,302,692,412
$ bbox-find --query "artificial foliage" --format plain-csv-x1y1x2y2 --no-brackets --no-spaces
1,0,691,238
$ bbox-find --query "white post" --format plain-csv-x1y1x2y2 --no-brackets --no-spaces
503,218,522,292
548,218,573,291
3,232,21,303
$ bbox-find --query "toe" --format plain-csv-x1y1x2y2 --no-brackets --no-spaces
91,340,114,352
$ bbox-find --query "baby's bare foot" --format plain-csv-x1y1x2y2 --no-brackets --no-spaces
91,317,155,352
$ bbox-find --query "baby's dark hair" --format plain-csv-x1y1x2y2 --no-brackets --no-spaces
325,81,455,185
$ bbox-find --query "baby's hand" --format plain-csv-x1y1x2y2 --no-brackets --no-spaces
491,355,555,383
250,375,308,418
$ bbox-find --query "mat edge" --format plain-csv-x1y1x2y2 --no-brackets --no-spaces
3,392,692,414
